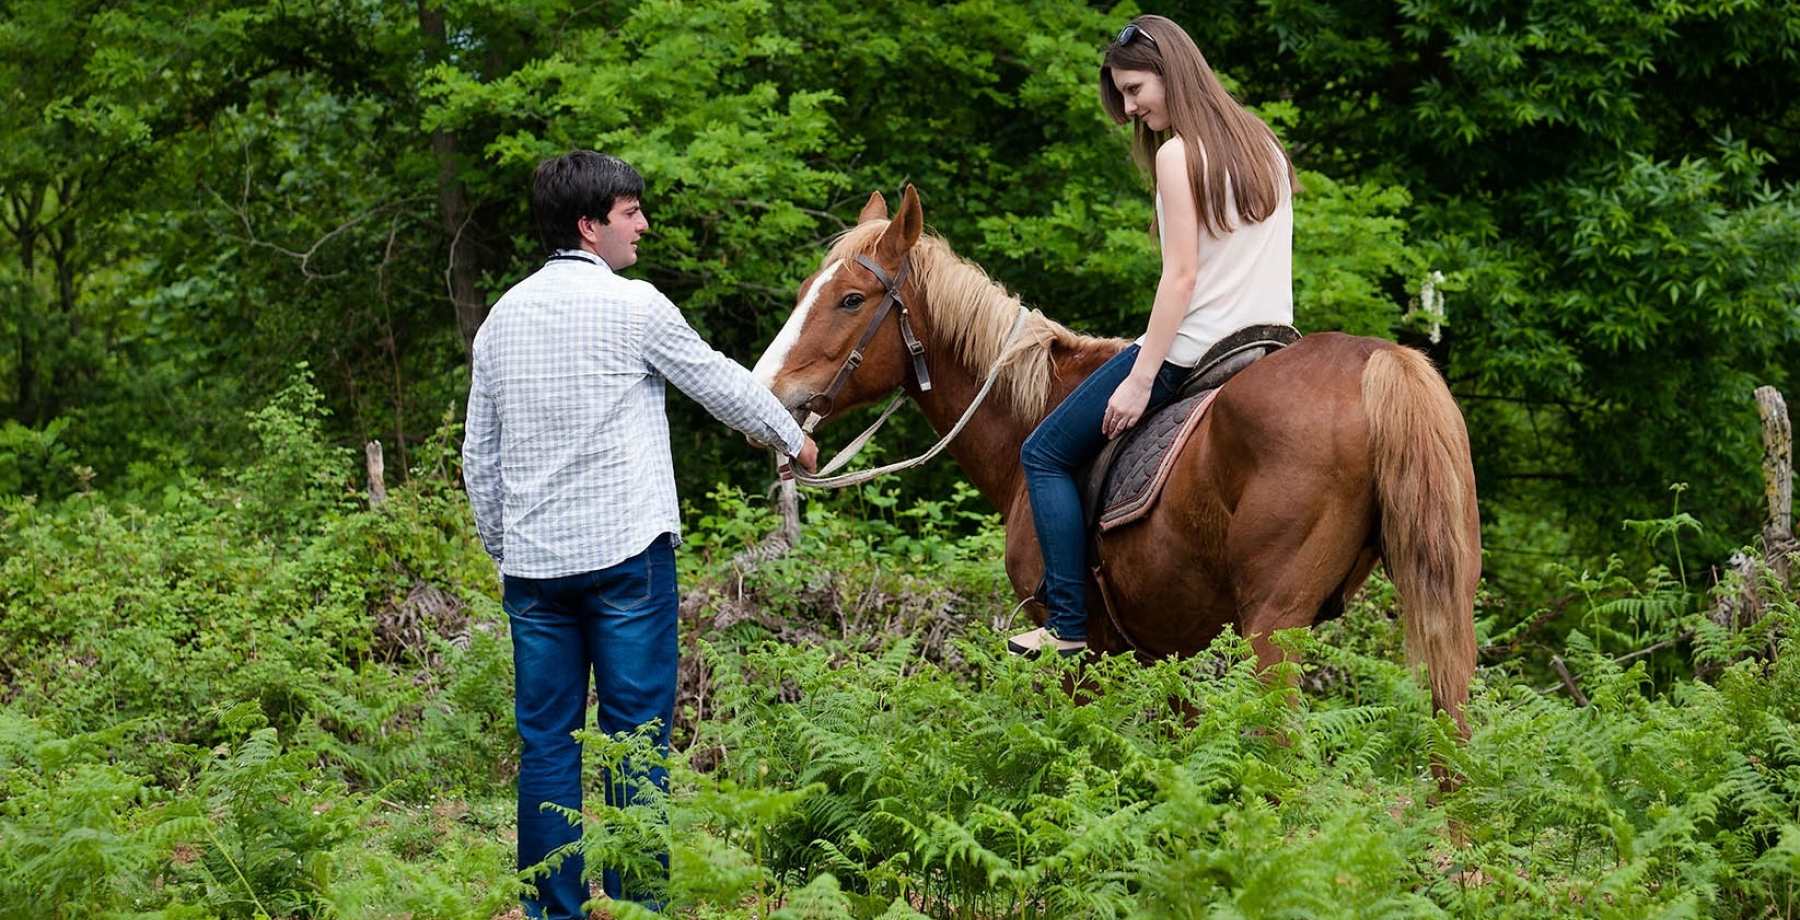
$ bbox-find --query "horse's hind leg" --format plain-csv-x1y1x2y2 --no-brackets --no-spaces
1227,482,1374,683
1329,547,1382,620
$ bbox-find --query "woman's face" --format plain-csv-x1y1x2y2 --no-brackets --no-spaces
1110,68,1169,132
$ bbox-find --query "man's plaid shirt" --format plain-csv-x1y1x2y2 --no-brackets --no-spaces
463,249,804,578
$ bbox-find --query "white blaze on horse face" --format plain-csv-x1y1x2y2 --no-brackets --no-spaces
754,258,844,388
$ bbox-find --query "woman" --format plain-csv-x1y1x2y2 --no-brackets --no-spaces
1008,14,1296,657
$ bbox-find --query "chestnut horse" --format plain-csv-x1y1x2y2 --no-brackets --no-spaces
753,186,1480,732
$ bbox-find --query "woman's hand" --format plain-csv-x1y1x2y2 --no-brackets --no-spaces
1103,374,1154,439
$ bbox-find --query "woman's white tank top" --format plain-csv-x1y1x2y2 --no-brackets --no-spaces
1136,154,1294,367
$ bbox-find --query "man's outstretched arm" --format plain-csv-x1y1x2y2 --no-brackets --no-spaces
642,293,814,467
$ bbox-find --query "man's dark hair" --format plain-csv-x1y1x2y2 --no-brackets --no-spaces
531,151,644,252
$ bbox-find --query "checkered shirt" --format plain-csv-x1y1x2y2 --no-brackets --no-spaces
462,249,804,578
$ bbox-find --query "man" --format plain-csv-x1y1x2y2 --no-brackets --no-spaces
461,150,817,918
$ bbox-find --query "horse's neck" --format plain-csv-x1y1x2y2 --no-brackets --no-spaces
910,328,1125,518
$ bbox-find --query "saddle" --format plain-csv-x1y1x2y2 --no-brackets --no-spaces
1080,323,1301,532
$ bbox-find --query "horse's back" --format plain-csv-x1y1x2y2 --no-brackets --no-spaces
1196,332,1386,490
1091,333,1390,654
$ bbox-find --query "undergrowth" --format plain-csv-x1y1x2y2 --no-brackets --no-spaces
2,378,1796,918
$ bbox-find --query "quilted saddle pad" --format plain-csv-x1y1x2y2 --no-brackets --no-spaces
1089,388,1221,532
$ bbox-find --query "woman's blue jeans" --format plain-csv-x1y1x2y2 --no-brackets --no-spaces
1021,345,1188,640
505,533,677,918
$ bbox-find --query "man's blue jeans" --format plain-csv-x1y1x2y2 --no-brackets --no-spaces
505,533,677,918
1021,345,1189,640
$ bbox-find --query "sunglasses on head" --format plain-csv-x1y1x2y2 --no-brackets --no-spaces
1115,23,1156,47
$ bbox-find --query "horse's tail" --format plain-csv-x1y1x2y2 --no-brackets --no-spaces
1361,346,1479,736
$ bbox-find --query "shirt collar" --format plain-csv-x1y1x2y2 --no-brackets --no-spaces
550,248,612,271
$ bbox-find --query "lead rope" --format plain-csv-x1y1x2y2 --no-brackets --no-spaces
781,305,1033,489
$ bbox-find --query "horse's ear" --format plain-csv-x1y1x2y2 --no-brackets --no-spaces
875,184,923,265
858,190,889,223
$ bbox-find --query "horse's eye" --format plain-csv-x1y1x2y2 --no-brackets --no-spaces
840,292,866,311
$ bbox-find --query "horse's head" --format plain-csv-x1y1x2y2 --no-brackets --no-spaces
753,185,928,429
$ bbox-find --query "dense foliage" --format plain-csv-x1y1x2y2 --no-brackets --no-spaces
3,0,1796,573
2,384,1797,917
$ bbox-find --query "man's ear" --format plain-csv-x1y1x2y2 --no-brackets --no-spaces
874,185,922,265
858,190,889,223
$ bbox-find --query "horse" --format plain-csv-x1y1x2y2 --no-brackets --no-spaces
752,185,1480,734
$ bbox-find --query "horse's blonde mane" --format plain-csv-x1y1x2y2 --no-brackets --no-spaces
826,221,1110,422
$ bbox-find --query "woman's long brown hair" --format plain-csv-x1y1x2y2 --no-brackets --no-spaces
1100,15,1295,236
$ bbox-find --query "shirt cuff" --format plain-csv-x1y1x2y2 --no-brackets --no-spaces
780,420,806,458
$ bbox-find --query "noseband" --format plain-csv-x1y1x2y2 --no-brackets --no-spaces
798,254,933,432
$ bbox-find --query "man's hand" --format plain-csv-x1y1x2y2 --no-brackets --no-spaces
794,435,819,473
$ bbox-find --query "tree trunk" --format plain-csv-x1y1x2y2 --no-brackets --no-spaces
45,222,80,416
417,1,488,357
14,323,36,426
5,187,44,424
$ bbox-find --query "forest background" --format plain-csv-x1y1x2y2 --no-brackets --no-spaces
4,0,1800,917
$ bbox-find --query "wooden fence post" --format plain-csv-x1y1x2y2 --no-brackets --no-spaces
366,440,387,509
1755,386,1794,582
777,477,801,548
1716,387,1797,642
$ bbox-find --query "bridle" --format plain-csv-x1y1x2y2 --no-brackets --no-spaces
779,248,1032,490
796,254,932,433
